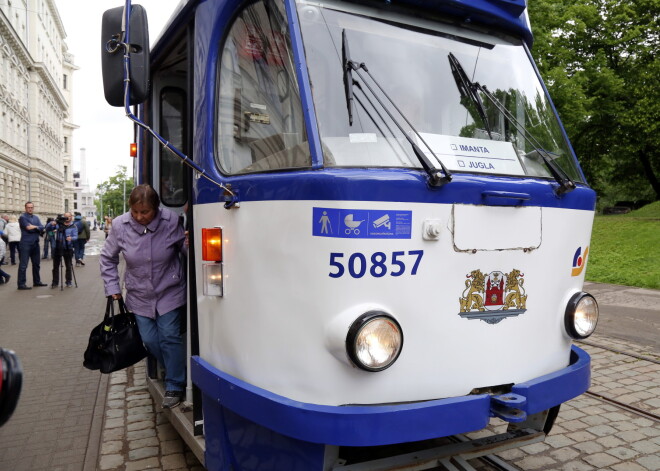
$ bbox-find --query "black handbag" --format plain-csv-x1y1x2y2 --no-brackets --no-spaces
83,297,148,374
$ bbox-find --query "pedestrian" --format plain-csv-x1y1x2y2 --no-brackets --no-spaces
0,235,10,284
43,217,56,259
0,214,7,264
100,184,188,409
17,201,47,290
51,212,78,288
5,216,20,265
104,215,112,239
74,213,90,266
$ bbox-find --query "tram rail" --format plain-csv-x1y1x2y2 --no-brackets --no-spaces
577,339,660,365
584,390,660,423
576,339,660,423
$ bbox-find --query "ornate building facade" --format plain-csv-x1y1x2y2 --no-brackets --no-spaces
0,0,76,219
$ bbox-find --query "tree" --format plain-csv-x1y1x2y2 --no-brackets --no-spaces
96,166,134,220
528,0,660,204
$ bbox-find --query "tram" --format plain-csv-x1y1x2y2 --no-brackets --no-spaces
101,0,599,469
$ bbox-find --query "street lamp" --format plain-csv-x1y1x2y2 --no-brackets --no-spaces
98,188,105,225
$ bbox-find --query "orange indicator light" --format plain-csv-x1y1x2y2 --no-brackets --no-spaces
130,143,137,157
202,227,223,261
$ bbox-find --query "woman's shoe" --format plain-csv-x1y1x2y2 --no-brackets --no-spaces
162,390,184,409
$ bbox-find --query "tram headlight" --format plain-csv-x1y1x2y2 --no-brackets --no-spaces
564,292,599,339
346,312,403,372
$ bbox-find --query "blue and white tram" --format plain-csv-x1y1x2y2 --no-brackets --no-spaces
101,0,600,469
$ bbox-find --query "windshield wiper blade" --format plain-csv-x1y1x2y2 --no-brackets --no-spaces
476,84,576,195
342,30,355,126
448,53,492,139
448,53,575,195
340,33,451,186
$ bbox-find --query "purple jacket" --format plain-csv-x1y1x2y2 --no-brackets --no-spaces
100,207,186,318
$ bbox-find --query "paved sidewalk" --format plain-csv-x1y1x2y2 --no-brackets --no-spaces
0,234,109,470
98,361,203,470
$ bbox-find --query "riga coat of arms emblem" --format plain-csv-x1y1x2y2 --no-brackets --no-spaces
458,269,527,324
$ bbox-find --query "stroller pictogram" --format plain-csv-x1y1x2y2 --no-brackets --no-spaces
344,214,364,235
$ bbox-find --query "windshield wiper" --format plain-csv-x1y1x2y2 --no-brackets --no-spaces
342,30,355,126
448,53,492,139
448,53,576,195
341,31,451,187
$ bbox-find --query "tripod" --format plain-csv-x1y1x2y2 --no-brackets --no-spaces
53,226,77,290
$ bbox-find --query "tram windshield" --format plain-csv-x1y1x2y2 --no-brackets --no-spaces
296,0,584,182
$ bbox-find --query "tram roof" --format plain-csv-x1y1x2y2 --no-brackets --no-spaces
150,0,533,59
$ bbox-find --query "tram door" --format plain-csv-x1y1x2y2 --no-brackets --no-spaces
142,24,201,426
148,30,191,213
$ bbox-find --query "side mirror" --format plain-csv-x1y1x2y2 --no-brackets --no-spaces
101,4,150,107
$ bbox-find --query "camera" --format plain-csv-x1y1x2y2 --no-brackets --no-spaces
0,348,22,427
56,214,68,224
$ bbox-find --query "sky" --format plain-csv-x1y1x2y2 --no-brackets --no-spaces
56,0,181,189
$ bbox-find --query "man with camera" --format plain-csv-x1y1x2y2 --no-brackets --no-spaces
51,212,78,289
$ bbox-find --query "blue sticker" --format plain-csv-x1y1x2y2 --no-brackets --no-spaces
313,207,412,239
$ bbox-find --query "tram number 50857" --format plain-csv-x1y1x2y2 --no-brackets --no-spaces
329,250,424,279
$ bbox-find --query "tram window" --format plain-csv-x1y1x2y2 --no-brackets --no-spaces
160,87,187,206
215,0,310,175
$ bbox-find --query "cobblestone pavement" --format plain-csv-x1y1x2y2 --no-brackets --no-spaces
98,362,203,471
467,333,660,470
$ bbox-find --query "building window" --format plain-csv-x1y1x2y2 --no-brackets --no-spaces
63,74,68,90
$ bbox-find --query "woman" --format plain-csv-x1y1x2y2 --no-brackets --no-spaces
5,216,21,265
0,236,10,283
100,184,187,408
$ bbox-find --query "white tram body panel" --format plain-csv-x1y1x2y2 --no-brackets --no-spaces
194,200,593,406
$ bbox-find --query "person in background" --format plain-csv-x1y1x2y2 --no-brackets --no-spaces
52,212,78,288
5,216,20,265
43,217,56,260
0,214,7,264
74,213,90,266
17,201,46,290
0,235,10,284
104,215,112,239
100,184,188,409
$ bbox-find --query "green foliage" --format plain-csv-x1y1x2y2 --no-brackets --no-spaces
95,167,134,220
586,202,660,289
528,0,660,203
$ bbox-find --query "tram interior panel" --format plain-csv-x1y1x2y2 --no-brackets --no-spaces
216,1,311,175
